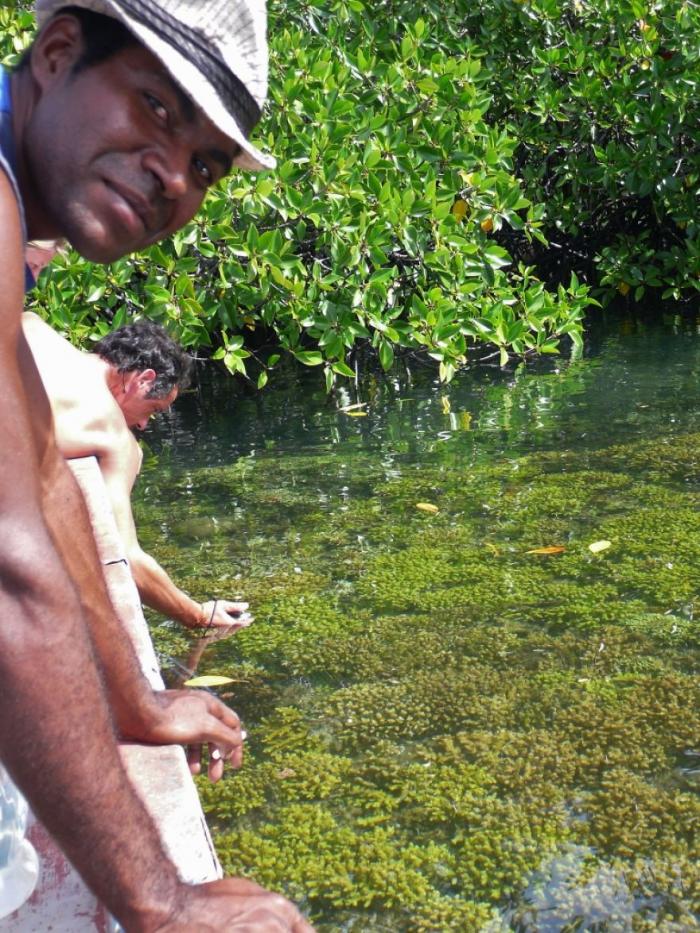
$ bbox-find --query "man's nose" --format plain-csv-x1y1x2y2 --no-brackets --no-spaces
143,148,188,199
136,416,150,431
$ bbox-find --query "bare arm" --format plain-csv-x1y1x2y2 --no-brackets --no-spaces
0,168,183,929
102,437,252,629
0,174,311,931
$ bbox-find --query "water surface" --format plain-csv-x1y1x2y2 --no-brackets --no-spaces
136,318,700,931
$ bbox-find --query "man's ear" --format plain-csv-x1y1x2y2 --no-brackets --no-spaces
119,368,152,397
138,369,157,392
29,14,85,92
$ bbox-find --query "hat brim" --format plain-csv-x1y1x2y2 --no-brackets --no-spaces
35,0,276,171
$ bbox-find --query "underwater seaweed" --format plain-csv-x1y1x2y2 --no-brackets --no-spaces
140,350,700,930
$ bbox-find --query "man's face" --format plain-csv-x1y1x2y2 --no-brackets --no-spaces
118,371,178,431
24,23,239,262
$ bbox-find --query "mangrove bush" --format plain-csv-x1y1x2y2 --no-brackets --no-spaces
2,0,698,384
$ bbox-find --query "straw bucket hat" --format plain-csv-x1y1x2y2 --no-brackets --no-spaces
34,0,275,170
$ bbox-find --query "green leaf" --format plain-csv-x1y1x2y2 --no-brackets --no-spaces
332,361,356,377
378,340,394,371
294,350,324,366
183,675,235,688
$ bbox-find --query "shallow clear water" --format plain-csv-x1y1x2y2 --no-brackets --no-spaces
135,316,700,932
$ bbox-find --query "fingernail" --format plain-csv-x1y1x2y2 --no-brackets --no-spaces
211,748,222,760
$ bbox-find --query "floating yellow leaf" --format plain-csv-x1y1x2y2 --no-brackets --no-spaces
416,502,439,514
526,545,566,555
452,199,468,221
588,540,612,554
184,675,235,687
344,410,368,417
441,396,451,414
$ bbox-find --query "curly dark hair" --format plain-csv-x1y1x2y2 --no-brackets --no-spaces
93,320,193,398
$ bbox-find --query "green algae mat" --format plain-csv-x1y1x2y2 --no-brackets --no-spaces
136,323,699,931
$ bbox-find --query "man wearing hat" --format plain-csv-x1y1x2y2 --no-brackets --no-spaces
0,2,312,930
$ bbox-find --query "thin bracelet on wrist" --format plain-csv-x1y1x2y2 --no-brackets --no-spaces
204,599,218,631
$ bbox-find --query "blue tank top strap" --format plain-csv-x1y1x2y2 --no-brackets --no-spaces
0,64,10,112
0,65,36,293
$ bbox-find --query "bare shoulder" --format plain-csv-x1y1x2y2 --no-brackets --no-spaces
22,309,74,351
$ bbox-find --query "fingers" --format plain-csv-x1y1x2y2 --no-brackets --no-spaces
207,743,225,782
221,601,249,614
177,881,315,932
203,692,243,732
229,733,244,770
200,882,315,931
211,612,254,630
186,744,202,775
213,603,254,629
202,727,244,773
159,691,245,763
226,611,254,631
206,714,247,781
199,599,249,627
261,893,315,932
202,877,273,897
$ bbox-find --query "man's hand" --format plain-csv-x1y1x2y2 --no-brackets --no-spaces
121,689,245,782
153,878,315,932
199,599,254,630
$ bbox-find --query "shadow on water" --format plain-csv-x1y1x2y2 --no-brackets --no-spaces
139,313,700,932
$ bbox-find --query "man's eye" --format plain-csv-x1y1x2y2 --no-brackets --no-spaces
193,157,213,185
145,93,168,123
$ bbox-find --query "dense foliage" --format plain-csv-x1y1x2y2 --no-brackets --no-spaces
465,0,700,305
2,0,698,385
